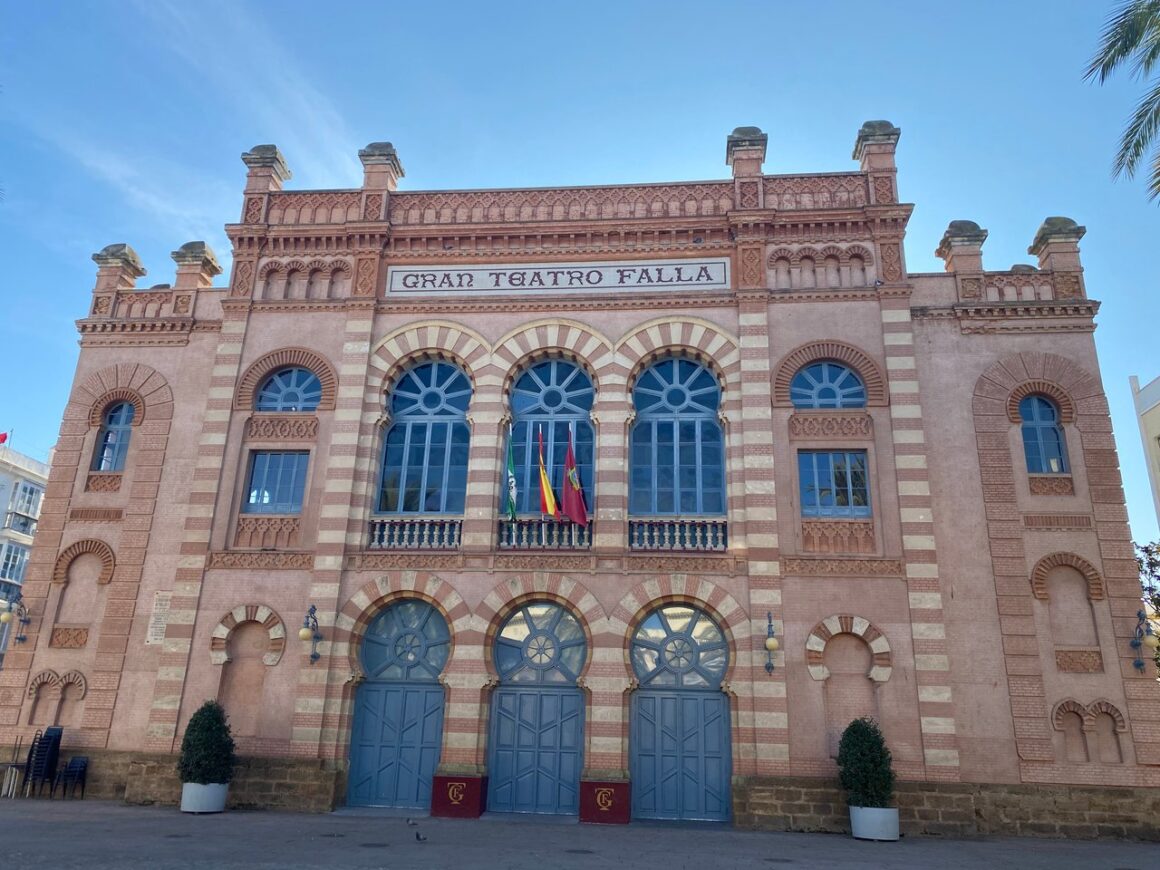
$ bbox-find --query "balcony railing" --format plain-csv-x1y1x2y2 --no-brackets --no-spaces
629,518,728,552
498,518,591,550
368,517,462,550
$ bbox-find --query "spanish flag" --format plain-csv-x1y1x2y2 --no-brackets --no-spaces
537,427,559,518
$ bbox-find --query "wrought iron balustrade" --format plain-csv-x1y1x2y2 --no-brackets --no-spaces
629,518,728,552
498,518,591,550
367,517,462,550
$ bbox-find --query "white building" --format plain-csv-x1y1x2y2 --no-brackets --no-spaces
0,445,49,667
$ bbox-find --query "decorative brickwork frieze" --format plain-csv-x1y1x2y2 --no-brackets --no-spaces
762,174,867,209
233,516,300,550
1022,513,1092,530
1054,648,1103,673
244,414,318,441
84,473,122,493
68,508,124,523
788,411,872,440
389,183,734,225
206,551,313,570
801,520,875,555
782,557,904,577
50,626,90,649
1029,475,1075,496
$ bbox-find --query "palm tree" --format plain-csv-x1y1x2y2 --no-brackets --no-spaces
1086,0,1160,198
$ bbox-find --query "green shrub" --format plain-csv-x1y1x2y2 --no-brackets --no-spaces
177,701,237,785
836,717,895,808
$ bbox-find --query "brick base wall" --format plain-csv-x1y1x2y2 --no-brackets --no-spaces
2,747,339,813
734,776,1160,840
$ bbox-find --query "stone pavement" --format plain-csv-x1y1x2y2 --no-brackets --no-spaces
0,800,1154,870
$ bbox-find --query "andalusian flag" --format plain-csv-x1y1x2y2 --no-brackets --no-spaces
504,425,518,521
537,427,559,518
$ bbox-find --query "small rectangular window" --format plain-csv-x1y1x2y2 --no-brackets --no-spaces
11,482,43,517
798,450,871,518
0,543,30,582
243,451,309,514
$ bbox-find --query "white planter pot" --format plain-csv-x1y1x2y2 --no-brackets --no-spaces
849,806,899,841
180,782,229,813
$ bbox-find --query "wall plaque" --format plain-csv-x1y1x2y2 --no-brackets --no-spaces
387,257,730,297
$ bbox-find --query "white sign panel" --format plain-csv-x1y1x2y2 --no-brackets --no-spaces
146,591,172,646
386,257,730,297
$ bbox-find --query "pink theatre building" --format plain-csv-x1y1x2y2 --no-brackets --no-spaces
1,123,1157,836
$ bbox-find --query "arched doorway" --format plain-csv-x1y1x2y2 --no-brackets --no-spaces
348,599,450,808
487,601,587,815
630,603,732,821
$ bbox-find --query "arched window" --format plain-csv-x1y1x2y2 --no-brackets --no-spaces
1019,395,1068,474
92,402,134,471
790,362,866,409
377,361,471,514
256,367,323,412
630,357,724,516
506,360,594,515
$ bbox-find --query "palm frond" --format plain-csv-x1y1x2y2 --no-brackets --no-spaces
1085,0,1160,83
1113,76,1160,179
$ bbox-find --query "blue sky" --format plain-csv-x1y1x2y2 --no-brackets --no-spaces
3,0,1160,541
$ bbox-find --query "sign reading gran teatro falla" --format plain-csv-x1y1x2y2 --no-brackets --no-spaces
386,257,730,297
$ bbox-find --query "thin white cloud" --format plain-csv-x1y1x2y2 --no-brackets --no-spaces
131,0,363,188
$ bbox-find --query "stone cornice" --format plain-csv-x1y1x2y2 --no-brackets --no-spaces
910,300,1100,334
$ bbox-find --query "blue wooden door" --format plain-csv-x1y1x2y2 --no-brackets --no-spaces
349,683,444,808
631,690,731,821
487,686,584,814
486,601,588,815
347,600,450,809
629,604,732,822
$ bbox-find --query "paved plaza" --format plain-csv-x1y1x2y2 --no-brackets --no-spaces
0,800,1154,870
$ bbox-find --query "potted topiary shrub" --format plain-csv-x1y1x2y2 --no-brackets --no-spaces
177,700,237,813
836,717,898,841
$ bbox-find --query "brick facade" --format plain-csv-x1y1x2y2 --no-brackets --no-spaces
0,124,1156,836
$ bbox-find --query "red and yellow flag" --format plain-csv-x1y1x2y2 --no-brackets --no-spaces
537,428,559,518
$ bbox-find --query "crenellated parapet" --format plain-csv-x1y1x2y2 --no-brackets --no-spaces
80,241,224,345
935,217,1088,304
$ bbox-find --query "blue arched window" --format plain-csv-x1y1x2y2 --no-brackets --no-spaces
629,357,724,516
493,601,587,684
92,402,134,472
631,604,728,689
1020,395,1069,474
377,361,471,514
507,360,594,515
790,362,866,409
256,367,323,412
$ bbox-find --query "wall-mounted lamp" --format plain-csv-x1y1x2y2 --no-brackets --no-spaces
1130,608,1159,671
299,604,322,663
0,594,31,644
764,611,779,675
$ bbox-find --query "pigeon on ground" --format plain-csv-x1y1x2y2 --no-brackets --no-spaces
415,831,428,842
405,818,418,827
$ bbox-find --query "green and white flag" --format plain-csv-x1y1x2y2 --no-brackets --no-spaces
504,425,518,521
